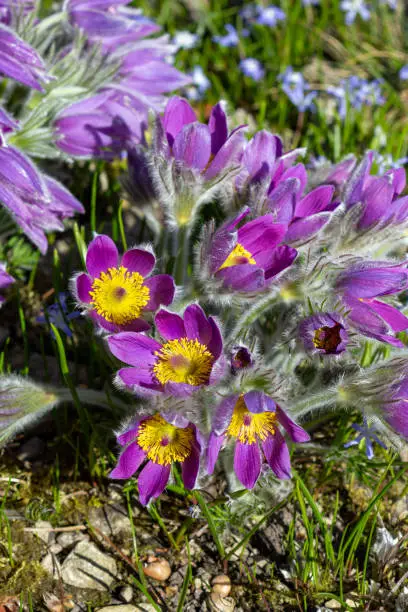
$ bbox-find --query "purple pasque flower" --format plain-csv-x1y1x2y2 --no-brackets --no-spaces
0,142,84,254
278,67,317,112
0,24,51,91
56,4,190,159
207,392,310,488
66,0,161,51
208,207,297,292
213,24,240,47
343,151,408,230
0,106,18,133
239,58,265,81
344,416,386,459
340,0,371,25
159,96,246,182
266,164,337,244
336,262,408,347
107,304,224,398
299,312,348,355
110,412,202,505
73,235,175,334
255,5,286,27
37,292,81,338
0,263,14,306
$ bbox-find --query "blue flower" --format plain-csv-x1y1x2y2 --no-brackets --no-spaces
340,0,371,25
379,0,397,8
186,66,211,100
302,0,320,5
37,292,80,338
256,5,286,27
213,24,240,47
373,152,408,174
240,58,265,81
400,65,408,81
327,76,385,119
278,67,317,112
344,417,387,460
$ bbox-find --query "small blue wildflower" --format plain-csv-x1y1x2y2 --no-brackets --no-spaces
173,31,198,50
327,76,385,119
256,5,286,27
213,24,240,47
240,58,265,81
37,292,80,338
373,152,408,174
302,0,320,5
399,65,408,81
344,417,387,460
278,67,317,112
340,0,371,25
240,4,258,21
379,0,397,8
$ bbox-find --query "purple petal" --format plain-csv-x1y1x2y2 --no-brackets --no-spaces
358,178,394,229
267,178,299,225
243,391,269,414
207,317,223,360
280,164,308,195
184,304,212,345
144,275,175,311
216,264,265,291
110,442,146,479
208,103,228,155
117,422,140,446
163,96,197,146
338,268,408,298
86,235,118,277
213,394,239,435
386,167,406,196
261,245,297,281
204,128,246,180
138,461,171,505
172,122,211,170
76,273,92,303
45,176,85,215
295,185,334,218
262,431,291,479
276,406,310,442
344,151,374,208
108,332,161,367
234,442,261,489
122,248,155,276
155,309,186,340
363,299,408,332
181,440,200,489
164,382,198,397
238,215,286,253
117,368,163,396
207,432,225,474
285,213,331,243
243,130,281,182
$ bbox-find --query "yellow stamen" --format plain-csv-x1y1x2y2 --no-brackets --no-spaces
218,243,256,271
226,396,277,444
313,323,342,353
153,338,213,386
90,266,150,325
137,414,193,465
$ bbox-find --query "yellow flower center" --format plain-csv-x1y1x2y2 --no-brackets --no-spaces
89,266,150,325
153,338,214,386
226,396,277,444
218,243,256,271
137,414,194,465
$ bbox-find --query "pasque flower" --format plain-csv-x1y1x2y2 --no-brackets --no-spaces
380,377,408,439
74,235,175,333
0,263,14,306
208,207,297,292
159,96,246,181
0,24,50,91
0,143,84,254
108,304,224,397
110,412,202,505
0,1,34,26
336,262,408,346
299,312,348,355
56,3,190,158
207,392,310,488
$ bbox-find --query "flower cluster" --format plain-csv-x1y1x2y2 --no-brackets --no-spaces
64,96,408,505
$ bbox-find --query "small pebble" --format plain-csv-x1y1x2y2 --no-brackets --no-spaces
143,557,171,581
211,575,231,597
120,585,133,603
